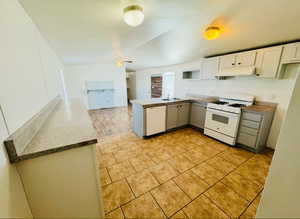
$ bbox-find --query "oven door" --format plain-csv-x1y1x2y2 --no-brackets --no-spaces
205,108,240,137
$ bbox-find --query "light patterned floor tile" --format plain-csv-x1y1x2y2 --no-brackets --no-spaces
235,157,270,185
185,135,207,146
222,172,263,201
100,144,122,154
183,195,229,219
207,156,237,174
151,180,191,217
129,155,155,172
183,148,210,164
218,150,249,166
150,149,172,163
206,141,229,152
205,182,249,218
100,168,112,186
102,179,135,213
122,193,166,219
240,193,262,219
127,170,159,197
191,162,226,186
113,149,140,163
195,144,220,158
105,208,124,219
107,161,136,182
99,153,117,168
173,170,209,199
170,210,188,219
150,162,179,184
168,155,196,173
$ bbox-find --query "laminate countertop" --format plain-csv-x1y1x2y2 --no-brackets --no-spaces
131,97,218,108
242,101,277,113
5,99,97,163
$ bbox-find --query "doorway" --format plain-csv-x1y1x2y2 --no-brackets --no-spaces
162,72,175,99
151,75,162,98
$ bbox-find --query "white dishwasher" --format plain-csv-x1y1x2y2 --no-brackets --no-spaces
146,106,166,136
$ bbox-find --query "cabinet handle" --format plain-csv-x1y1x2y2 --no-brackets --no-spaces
232,63,235,66
238,62,241,65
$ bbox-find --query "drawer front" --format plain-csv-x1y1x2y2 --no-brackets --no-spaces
239,126,258,136
237,132,257,148
241,119,260,129
242,112,262,122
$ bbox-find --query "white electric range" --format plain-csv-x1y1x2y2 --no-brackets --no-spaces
204,94,255,145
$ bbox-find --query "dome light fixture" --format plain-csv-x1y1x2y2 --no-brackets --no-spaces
203,26,221,40
123,5,144,27
116,60,124,67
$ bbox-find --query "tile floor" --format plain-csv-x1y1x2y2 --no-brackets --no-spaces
90,106,274,219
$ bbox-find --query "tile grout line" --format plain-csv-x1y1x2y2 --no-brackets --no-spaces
149,192,168,219
104,167,113,185
119,204,127,219
203,193,231,218
238,188,264,218
124,177,137,198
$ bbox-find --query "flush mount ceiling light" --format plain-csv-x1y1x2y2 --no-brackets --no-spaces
116,59,134,67
116,60,124,67
123,5,144,27
203,26,221,40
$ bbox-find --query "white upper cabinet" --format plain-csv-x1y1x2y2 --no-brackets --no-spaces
201,57,219,80
219,54,236,70
281,42,300,63
219,51,256,71
218,51,256,76
255,46,283,78
235,51,257,67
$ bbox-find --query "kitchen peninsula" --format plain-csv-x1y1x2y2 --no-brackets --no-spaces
4,97,104,219
131,96,276,153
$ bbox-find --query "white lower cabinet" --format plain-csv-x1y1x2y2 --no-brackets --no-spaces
146,106,166,136
167,103,190,130
16,145,104,219
190,103,206,129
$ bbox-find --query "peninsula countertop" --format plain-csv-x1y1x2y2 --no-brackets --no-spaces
131,96,218,108
5,99,97,163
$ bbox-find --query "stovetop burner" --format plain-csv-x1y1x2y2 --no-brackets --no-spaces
228,103,247,108
213,101,229,105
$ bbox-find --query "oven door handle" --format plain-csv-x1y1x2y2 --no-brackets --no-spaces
207,108,240,118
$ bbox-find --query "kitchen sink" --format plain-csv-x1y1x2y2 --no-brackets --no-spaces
162,98,181,101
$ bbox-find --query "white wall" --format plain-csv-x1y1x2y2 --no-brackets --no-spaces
0,0,64,217
134,60,299,149
64,64,128,107
0,0,64,134
162,72,175,99
256,70,300,218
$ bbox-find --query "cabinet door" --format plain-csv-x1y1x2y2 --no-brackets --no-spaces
294,43,300,60
167,104,178,130
236,51,256,67
255,46,283,78
201,57,218,80
177,103,190,127
146,106,166,136
219,54,236,70
190,103,206,129
281,43,300,63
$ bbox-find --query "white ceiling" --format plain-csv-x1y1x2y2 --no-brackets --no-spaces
19,0,300,70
